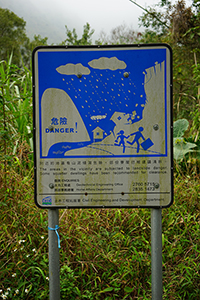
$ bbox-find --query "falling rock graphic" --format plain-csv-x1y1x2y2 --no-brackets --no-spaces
141,61,166,154
41,88,90,156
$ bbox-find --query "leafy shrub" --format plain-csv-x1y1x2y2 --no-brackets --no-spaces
173,119,197,161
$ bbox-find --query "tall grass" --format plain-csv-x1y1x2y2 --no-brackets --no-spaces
0,55,33,175
0,168,199,299
0,58,200,299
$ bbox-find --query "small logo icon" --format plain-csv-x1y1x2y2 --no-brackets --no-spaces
42,196,52,205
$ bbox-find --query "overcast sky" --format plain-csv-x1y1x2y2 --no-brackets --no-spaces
32,0,193,41
1,0,193,43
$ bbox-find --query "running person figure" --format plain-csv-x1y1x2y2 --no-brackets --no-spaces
127,127,145,153
114,130,129,153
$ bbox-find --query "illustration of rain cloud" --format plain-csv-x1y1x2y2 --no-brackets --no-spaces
88,57,127,70
56,63,90,75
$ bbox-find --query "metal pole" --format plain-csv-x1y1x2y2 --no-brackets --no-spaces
48,209,60,300
151,208,163,300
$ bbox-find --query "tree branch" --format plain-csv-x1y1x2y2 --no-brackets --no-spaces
128,0,170,29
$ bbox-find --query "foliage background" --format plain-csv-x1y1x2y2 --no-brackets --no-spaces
0,0,200,299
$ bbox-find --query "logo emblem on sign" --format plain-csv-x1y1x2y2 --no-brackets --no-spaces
42,196,52,205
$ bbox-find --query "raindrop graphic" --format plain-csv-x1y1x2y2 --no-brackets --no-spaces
57,58,147,142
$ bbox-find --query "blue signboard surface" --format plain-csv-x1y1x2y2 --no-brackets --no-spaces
33,44,173,208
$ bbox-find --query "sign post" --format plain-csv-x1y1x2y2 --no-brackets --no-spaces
48,209,60,300
151,208,163,299
33,44,173,299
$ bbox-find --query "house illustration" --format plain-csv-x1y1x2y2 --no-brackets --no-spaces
92,127,105,142
110,112,130,125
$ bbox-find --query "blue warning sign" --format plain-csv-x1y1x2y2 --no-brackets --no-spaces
34,46,170,159
33,45,173,209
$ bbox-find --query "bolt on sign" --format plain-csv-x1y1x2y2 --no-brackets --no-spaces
33,44,173,209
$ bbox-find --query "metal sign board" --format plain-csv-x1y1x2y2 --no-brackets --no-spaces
33,44,173,209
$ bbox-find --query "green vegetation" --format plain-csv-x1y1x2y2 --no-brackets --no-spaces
0,159,199,299
0,8,27,66
62,23,94,46
0,160,199,299
0,0,200,299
